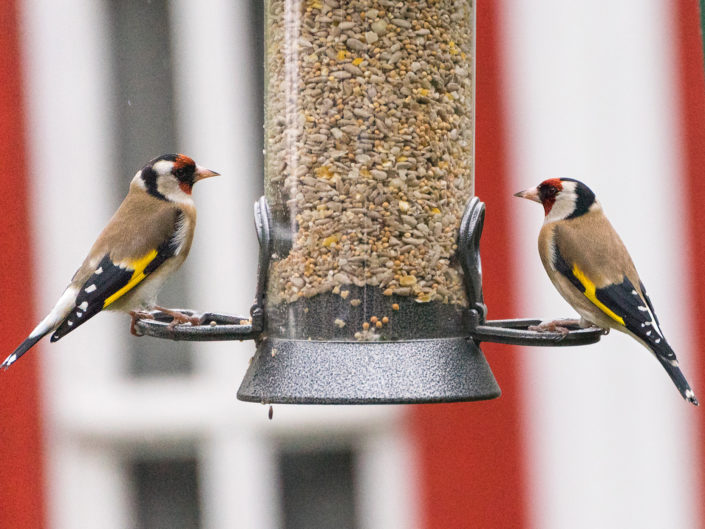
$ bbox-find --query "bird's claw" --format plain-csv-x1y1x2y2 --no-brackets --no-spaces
130,310,155,336
528,319,581,336
153,306,202,329
166,313,202,329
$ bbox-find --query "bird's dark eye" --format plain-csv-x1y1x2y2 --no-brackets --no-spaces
174,167,186,178
540,185,557,196
538,184,560,202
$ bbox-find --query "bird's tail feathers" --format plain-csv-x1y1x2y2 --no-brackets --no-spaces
1,330,50,370
2,286,77,370
652,342,698,406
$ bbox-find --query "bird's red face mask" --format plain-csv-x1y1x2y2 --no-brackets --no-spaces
173,154,219,195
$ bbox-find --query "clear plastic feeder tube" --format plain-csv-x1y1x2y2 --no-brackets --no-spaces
264,0,475,341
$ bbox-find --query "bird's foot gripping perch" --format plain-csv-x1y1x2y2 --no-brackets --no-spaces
129,308,202,336
129,310,154,336
528,319,582,336
133,309,263,341
153,306,203,329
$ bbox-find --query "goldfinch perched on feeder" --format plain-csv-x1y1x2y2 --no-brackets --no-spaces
2,153,218,370
515,178,698,406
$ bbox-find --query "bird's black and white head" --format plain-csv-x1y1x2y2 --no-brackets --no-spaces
514,178,598,222
133,153,218,203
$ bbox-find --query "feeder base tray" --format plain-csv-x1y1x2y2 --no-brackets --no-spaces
237,337,501,404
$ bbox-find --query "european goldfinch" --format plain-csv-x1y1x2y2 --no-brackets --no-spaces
2,153,218,370
515,178,698,406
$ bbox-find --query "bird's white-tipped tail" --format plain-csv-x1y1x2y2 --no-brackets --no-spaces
1,334,46,369
652,345,699,406
2,286,78,370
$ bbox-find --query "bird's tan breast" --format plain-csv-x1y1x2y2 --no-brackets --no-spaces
539,211,640,289
71,188,196,287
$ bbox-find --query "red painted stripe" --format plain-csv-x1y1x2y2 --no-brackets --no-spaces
410,2,528,528
673,0,705,525
0,1,46,528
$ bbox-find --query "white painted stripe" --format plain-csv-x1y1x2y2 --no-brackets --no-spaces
502,1,697,528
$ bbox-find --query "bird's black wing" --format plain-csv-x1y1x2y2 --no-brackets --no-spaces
592,277,674,359
553,249,667,349
51,212,184,341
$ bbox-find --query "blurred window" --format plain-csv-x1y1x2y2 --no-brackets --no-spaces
279,448,358,529
131,457,201,529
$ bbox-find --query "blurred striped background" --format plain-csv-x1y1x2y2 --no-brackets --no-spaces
1,1,703,528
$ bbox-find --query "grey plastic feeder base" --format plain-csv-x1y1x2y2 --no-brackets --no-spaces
237,337,501,404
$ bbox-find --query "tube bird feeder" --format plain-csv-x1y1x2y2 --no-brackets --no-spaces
136,0,603,404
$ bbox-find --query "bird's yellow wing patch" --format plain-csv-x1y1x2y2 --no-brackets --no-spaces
103,249,159,308
571,264,625,325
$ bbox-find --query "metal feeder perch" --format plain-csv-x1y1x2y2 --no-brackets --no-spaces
136,0,603,404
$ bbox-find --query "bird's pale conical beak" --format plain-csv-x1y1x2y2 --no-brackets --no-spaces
514,186,541,203
194,166,219,183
